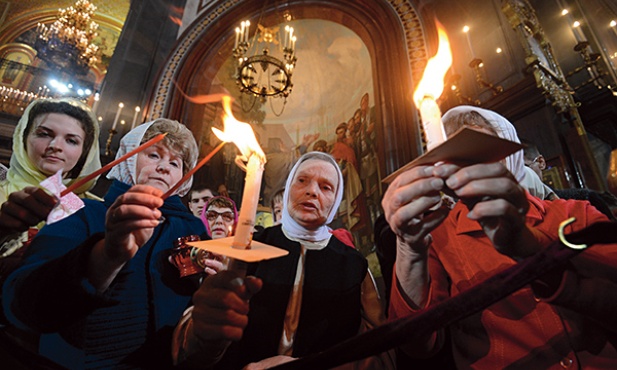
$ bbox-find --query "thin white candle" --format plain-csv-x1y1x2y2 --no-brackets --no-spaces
131,106,141,130
92,92,100,113
112,102,124,131
284,25,289,49
244,20,250,42
232,153,264,249
463,25,475,59
234,27,240,49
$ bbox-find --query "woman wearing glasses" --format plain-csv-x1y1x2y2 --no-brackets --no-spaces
200,196,238,239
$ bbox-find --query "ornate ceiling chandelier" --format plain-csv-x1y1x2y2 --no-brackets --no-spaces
34,0,100,76
232,20,297,115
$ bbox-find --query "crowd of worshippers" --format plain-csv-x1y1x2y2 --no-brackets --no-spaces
0,98,615,369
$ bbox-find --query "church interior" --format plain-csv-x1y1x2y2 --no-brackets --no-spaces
1,0,617,257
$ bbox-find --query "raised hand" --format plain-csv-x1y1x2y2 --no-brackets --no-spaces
438,162,535,258
191,270,263,343
381,165,450,252
0,187,57,233
104,184,163,263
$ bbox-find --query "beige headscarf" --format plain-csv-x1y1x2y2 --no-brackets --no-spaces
0,98,101,204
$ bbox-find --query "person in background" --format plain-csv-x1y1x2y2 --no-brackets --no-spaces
217,183,230,199
173,151,393,369
270,188,284,225
187,184,215,218
0,98,101,280
383,105,617,368
520,139,558,200
201,196,238,240
2,118,207,369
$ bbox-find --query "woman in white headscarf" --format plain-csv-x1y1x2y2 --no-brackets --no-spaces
383,105,616,368
173,151,376,369
3,118,207,369
441,105,556,199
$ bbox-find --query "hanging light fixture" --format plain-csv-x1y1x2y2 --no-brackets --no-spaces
232,19,297,115
34,0,100,76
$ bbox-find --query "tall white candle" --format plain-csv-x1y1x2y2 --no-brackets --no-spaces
232,153,264,249
234,27,240,49
92,92,100,113
284,25,289,49
112,102,124,131
419,96,447,151
131,106,141,130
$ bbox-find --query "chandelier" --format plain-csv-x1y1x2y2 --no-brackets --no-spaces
34,0,100,76
232,20,297,115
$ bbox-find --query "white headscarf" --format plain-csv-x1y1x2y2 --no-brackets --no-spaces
281,151,344,242
442,105,526,183
106,120,196,197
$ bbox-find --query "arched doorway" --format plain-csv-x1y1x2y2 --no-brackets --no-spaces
149,0,430,254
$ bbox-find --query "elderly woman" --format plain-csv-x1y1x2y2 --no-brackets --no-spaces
384,106,617,368
0,98,101,276
2,118,206,369
173,151,374,369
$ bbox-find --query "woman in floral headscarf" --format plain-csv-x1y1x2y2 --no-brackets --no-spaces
2,118,207,369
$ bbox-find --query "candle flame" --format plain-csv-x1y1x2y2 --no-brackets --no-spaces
213,96,266,163
413,21,453,107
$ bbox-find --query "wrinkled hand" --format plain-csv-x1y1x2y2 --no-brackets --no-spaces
381,165,450,253
243,355,296,370
437,162,532,257
0,187,57,233
104,185,163,263
192,270,263,343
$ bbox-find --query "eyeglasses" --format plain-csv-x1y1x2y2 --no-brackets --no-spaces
206,210,234,222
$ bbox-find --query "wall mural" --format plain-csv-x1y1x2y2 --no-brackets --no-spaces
213,19,381,255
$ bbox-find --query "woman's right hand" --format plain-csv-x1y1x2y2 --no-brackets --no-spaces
0,186,57,233
192,270,262,343
381,165,450,252
104,185,163,263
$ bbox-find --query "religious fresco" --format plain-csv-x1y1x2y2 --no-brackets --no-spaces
213,19,381,255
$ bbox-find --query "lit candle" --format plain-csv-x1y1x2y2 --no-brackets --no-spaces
291,36,296,52
244,20,250,42
284,25,289,49
240,21,246,44
232,152,264,249
289,27,294,49
92,92,100,113
414,21,452,151
572,21,584,42
463,25,475,59
234,27,240,49
611,20,617,38
131,106,141,130
111,102,124,131
418,97,447,151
